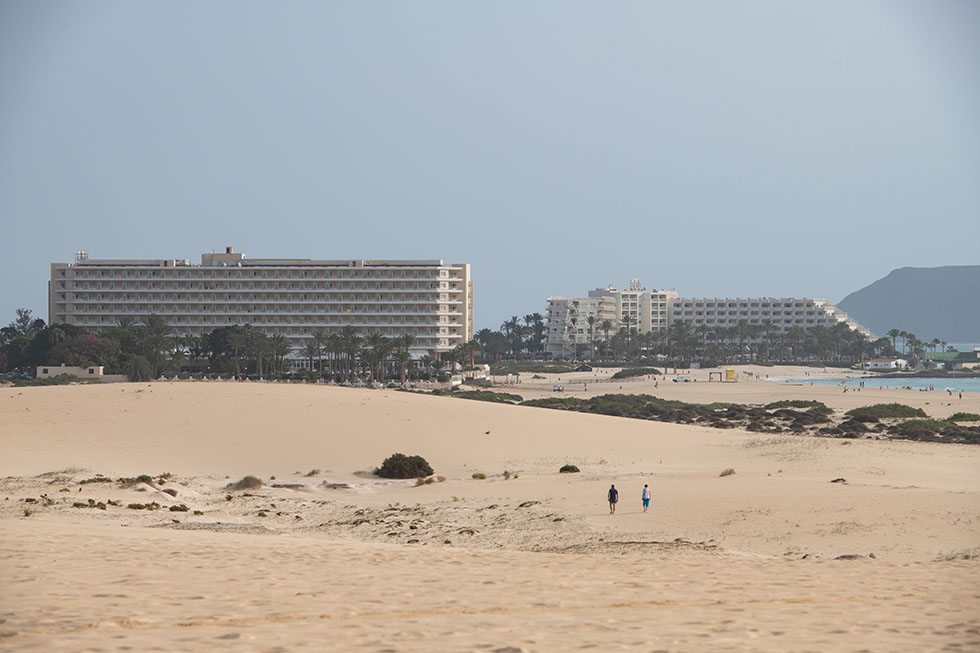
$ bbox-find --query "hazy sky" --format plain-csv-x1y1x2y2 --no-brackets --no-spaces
1,1,978,330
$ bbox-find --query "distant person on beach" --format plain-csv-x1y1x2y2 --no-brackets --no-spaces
642,484,651,513
608,484,619,514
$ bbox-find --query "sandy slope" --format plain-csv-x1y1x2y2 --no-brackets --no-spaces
1,379,978,651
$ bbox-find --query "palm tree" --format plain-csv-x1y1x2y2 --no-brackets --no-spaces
475,328,496,361
431,357,445,380
501,316,522,357
135,314,172,378
899,331,910,355
524,313,546,353
339,325,361,381
326,332,343,377
599,319,613,351
311,329,328,376
252,332,270,379
620,313,637,359
760,319,776,361
168,334,188,374
269,333,290,376
228,328,248,377
586,314,598,360
887,329,901,352
301,340,320,372
418,354,433,379
116,316,137,331
394,333,415,383
787,326,805,360
364,330,390,383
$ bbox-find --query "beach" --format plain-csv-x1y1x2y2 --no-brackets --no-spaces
2,377,979,651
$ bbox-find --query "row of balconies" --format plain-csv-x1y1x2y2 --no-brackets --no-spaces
56,284,463,295
67,314,466,333
58,295,462,306
64,269,459,280
679,303,813,309
686,318,829,326
678,311,824,317
64,307,463,318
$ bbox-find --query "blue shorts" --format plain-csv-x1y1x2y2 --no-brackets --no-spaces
642,498,650,507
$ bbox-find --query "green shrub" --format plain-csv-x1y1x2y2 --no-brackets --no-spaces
489,361,579,375
559,464,580,473
521,397,589,409
611,367,661,379
765,399,827,409
893,419,950,435
949,412,980,422
448,390,523,403
376,453,433,479
471,472,487,479
846,404,927,419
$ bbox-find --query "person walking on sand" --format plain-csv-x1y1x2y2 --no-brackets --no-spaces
608,484,619,514
642,484,652,513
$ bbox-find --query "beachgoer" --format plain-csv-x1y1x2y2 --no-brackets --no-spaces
642,484,651,513
608,484,619,514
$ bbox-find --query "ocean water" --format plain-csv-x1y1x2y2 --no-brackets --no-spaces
768,376,980,393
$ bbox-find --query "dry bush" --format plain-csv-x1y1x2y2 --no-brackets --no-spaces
719,468,736,477
226,475,263,491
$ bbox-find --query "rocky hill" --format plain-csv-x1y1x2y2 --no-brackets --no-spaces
838,266,980,343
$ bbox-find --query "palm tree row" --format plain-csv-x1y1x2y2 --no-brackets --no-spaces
561,317,903,366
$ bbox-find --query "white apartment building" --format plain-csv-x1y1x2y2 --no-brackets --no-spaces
49,248,473,359
546,281,678,356
670,297,873,338
546,282,873,357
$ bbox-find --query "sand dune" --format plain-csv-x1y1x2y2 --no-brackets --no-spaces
1,379,978,651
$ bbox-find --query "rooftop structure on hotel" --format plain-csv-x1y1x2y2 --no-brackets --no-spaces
49,248,473,359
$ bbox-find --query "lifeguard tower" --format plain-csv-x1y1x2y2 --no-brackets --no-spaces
709,368,738,382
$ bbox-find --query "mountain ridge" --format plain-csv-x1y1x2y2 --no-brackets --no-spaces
837,265,980,343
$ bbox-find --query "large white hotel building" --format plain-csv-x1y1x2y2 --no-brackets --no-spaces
49,248,473,359
546,281,872,356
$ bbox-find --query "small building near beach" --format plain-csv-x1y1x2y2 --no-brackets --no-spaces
923,349,980,370
861,358,908,371
35,364,127,382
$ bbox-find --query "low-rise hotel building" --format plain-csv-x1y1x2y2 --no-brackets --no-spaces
670,297,873,338
49,248,473,359
545,282,872,356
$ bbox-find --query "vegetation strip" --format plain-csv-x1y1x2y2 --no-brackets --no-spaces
519,395,979,444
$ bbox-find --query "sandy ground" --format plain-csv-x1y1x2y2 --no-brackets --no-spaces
1,376,979,651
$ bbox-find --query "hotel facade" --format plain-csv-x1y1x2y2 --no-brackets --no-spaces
546,281,872,357
546,282,678,356
49,248,473,359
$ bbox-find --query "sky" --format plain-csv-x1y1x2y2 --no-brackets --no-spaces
1,1,978,331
